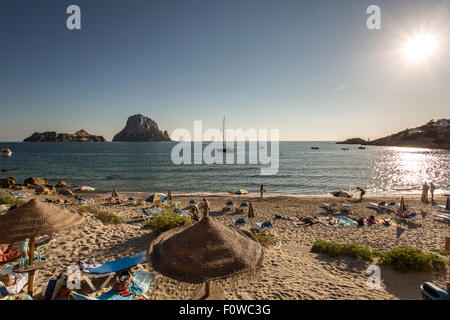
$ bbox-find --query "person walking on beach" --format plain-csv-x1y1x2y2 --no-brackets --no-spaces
356,187,365,202
429,182,436,203
260,184,265,199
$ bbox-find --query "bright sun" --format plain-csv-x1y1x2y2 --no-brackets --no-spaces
403,33,438,62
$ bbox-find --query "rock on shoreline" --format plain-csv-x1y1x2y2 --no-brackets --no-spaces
23,130,106,142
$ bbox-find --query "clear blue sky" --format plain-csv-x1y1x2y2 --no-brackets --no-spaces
1,0,449,141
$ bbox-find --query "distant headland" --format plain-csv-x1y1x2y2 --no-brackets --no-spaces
336,119,450,149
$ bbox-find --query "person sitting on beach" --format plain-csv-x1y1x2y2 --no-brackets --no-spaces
189,205,200,221
366,215,378,226
0,243,20,263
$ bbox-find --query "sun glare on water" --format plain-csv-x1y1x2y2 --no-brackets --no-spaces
403,33,438,62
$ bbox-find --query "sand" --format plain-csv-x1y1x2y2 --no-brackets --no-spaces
1,189,448,300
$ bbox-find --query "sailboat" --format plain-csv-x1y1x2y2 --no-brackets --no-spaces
220,117,234,152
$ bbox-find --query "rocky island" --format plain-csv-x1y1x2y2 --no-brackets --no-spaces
112,114,171,142
336,138,366,145
337,119,449,149
23,129,106,142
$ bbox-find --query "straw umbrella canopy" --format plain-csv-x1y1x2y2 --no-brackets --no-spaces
0,198,84,296
147,216,263,299
248,201,255,219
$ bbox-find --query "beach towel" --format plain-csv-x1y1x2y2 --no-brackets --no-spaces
333,216,358,226
0,273,28,297
79,258,102,270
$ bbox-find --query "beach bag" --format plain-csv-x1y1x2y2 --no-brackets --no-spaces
113,271,132,295
44,273,63,300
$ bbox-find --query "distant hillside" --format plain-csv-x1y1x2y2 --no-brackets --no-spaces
365,119,449,149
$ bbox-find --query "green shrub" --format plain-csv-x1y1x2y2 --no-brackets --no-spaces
0,192,27,206
143,210,192,234
80,206,125,224
311,241,373,261
253,233,274,246
431,249,449,256
380,247,447,272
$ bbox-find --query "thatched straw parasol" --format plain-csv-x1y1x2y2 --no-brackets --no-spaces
147,216,263,299
0,198,84,296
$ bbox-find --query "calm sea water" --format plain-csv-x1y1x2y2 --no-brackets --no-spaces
0,142,449,195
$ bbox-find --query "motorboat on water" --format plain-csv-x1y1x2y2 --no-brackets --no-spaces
358,146,366,149
1,148,12,157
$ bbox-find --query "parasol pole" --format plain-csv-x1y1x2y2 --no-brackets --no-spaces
200,281,211,300
27,237,36,296
445,234,450,293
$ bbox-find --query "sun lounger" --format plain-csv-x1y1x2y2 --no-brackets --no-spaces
232,218,246,227
341,204,352,213
81,251,149,292
226,201,235,210
436,205,449,212
255,221,273,230
320,203,337,212
420,282,450,300
368,202,388,210
432,214,450,221
72,269,157,300
142,208,162,220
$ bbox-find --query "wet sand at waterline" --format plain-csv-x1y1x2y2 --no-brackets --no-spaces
1,189,448,300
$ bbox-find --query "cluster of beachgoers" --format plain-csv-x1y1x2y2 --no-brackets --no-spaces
0,179,449,300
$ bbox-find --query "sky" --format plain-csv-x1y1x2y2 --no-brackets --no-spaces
0,0,449,141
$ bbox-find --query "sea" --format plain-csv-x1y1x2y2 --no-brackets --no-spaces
0,141,449,196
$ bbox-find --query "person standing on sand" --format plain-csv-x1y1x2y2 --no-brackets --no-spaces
423,183,429,203
421,182,428,203
429,182,436,203
356,187,365,201
260,184,265,199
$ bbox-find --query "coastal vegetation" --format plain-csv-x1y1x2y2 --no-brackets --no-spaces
311,241,447,272
311,241,374,261
143,209,192,234
79,206,126,224
380,247,447,272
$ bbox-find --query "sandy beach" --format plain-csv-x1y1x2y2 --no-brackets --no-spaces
1,189,448,300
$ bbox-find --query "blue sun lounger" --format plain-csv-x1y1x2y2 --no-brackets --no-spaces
232,218,246,227
81,251,149,291
73,270,156,300
255,221,273,230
